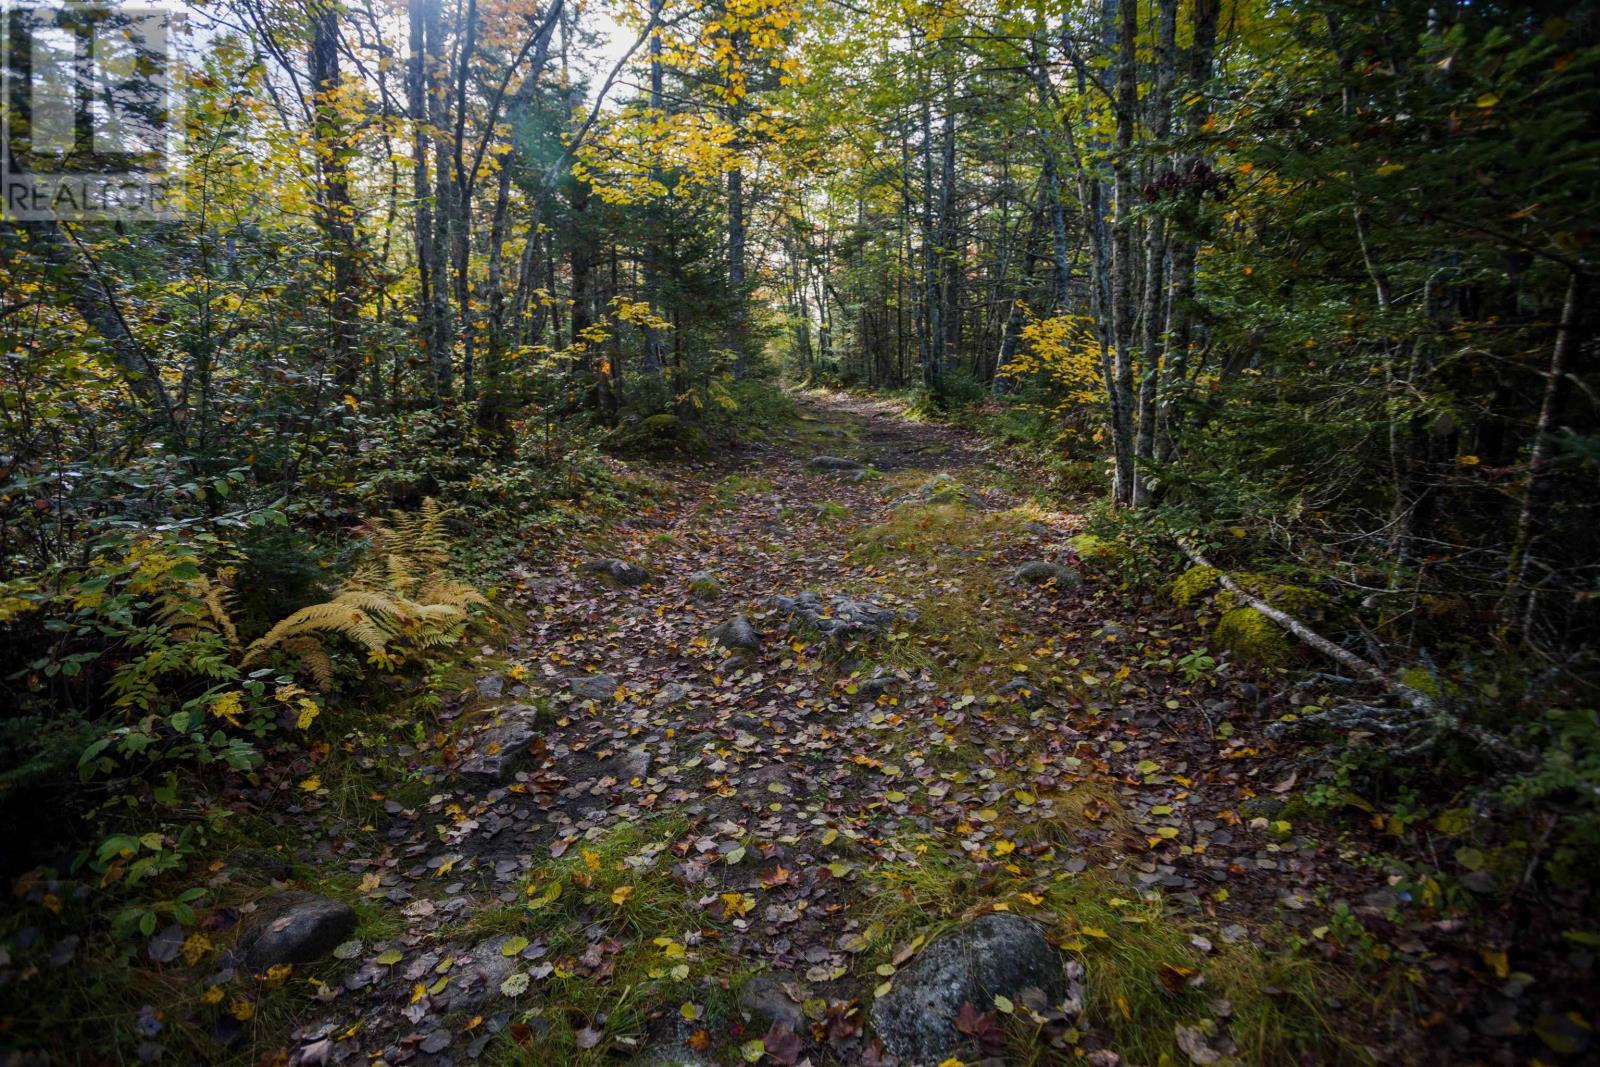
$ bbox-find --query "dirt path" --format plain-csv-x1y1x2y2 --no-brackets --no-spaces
285,391,1403,1065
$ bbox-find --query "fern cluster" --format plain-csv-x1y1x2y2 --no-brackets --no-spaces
241,499,487,686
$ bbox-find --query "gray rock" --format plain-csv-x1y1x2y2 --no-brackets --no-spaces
447,935,520,1012
580,558,650,586
612,746,653,781
870,913,1069,1064
653,682,691,706
773,591,913,641
475,672,505,699
457,704,543,784
739,973,807,1031
1011,560,1083,589
570,674,620,703
997,676,1047,708
632,1010,723,1067
238,892,357,970
709,616,761,652
893,474,975,508
855,673,900,698
807,455,863,471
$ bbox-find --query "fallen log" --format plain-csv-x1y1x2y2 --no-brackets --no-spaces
1174,538,1536,768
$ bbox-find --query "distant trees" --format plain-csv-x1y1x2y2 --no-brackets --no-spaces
774,0,1597,652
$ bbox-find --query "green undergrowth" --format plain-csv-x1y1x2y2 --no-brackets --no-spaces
861,840,1379,1065
488,817,744,1065
846,495,1081,688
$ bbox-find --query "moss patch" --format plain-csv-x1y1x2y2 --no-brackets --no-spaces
1171,565,1221,607
1214,606,1293,666
1068,533,1125,566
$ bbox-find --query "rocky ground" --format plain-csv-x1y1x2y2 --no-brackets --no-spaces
143,392,1556,1066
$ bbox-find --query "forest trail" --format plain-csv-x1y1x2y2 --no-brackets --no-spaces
285,392,1377,1065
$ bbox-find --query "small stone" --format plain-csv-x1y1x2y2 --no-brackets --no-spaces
653,682,691,706
448,935,521,1012
614,747,653,781
570,675,620,703
238,892,357,969
997,676,1047,708
1011,560,1082,589
807,455,863,471
580,558,650,586
456,704,543,785
709,616,761,652
687,571,721,599
739,973,806,1030
475,672,505,699
855,673,899,698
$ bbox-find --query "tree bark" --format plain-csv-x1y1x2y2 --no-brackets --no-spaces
1132,0,1178,505
309,0,360,388
1108,0,1139,505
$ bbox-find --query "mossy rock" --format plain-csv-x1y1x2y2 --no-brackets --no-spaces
1214,607,1293,666
1068,533,1125,566
1171,565,1221,607
687,572,721,600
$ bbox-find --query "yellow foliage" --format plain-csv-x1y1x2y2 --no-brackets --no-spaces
1002,311,1105,406
240,499,487,687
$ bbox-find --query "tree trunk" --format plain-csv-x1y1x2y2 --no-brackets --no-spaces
1132,0,1178,505
640,0,667,380
1155,0,1219,463
1108,0,1139,506
728,164,748,378
309,0,359,389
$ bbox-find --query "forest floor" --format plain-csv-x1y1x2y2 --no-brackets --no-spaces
180,391,1551,1066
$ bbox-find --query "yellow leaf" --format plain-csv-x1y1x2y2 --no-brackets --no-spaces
611,885,634,905
299,776,321,792
1476,92,1499,109
182,932,212,965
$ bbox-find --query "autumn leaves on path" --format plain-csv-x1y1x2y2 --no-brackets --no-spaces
294,392,1358,1065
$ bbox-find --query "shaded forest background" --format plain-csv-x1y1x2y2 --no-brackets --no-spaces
1,0,1598,1058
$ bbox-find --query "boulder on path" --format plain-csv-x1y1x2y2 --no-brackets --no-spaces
870,913,1070,1064
708,616,761,652
807,455,863,472
238,892,357,970
1011,560,1083,590
580,558,650,586
773,591,912,641
893,473,975,509
457,703,543,784
570,674,620,703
